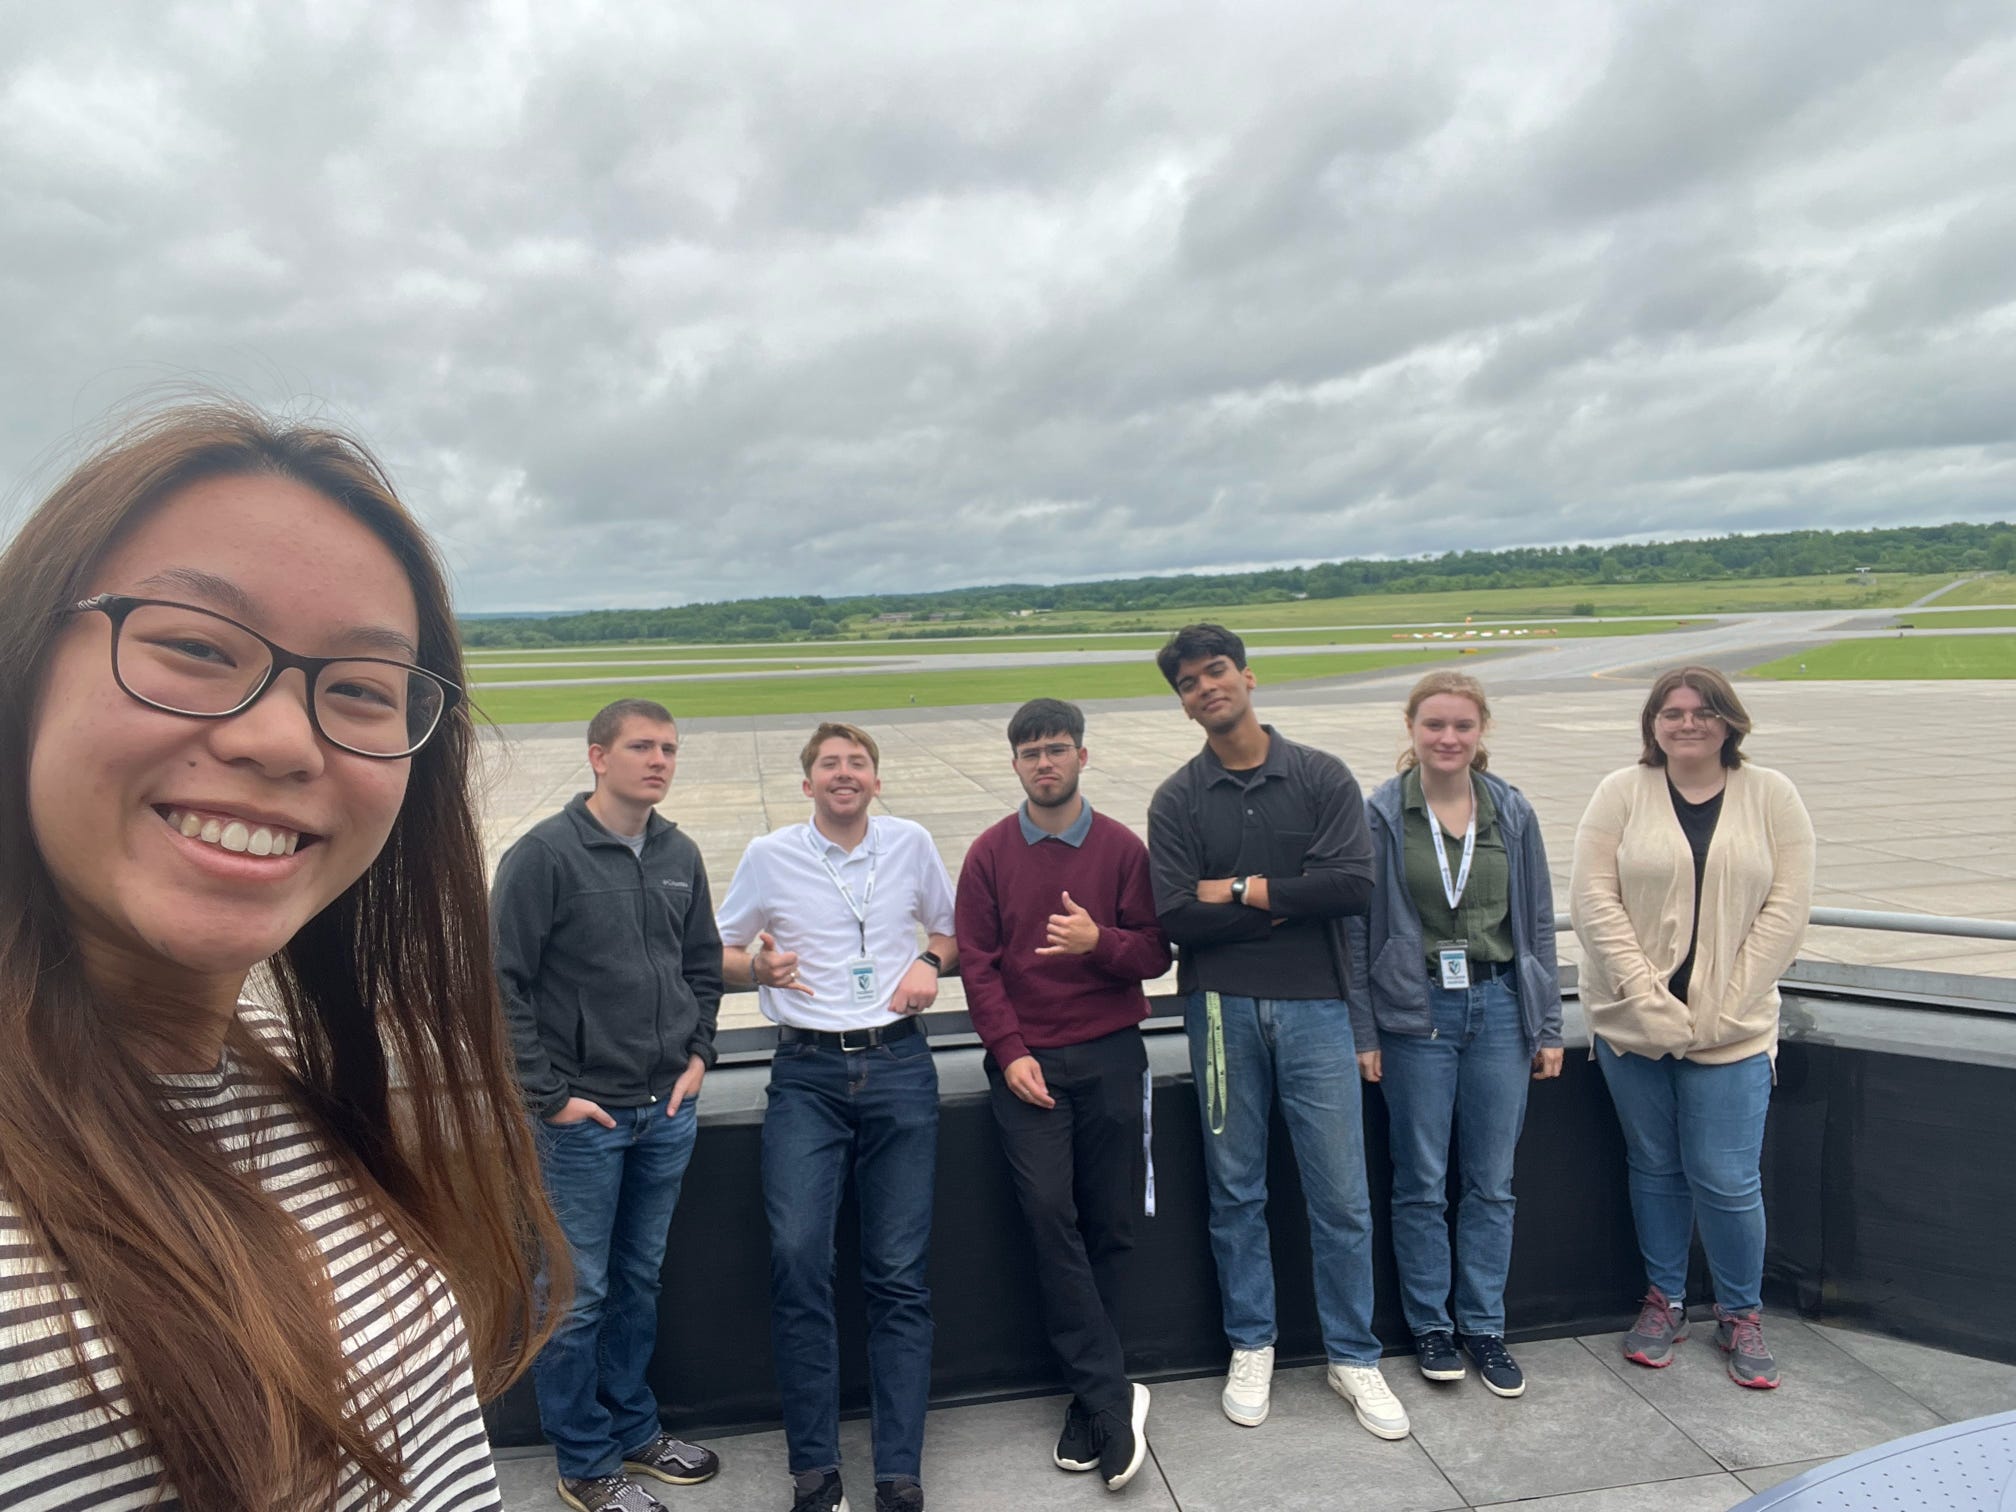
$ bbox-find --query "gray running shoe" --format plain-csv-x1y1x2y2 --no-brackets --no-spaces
623,1432,720,1486
1714,1306,1781,1389
1622,1287,1689,1368
557,1475,669,1512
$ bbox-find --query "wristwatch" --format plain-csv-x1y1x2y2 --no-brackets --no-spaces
1230,876,1249,905
917,949,945,974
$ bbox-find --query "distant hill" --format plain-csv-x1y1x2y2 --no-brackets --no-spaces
458,520,2014,647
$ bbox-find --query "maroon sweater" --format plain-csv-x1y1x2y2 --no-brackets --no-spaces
956,808,1172,1068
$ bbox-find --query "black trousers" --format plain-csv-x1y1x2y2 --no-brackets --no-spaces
985,1025,1148,1417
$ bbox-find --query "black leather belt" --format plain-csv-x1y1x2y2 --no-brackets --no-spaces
777,1017,924,1052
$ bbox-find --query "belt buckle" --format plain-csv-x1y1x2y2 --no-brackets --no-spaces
837,1028,873,1052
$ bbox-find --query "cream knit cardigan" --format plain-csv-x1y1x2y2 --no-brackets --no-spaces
1570,763,1815,1064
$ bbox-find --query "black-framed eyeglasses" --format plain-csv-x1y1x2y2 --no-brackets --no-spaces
64,594,461,759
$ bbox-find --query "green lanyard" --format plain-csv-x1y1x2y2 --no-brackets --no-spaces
1204,991,1228,1137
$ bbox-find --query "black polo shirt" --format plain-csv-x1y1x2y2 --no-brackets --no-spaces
1146,725,1375,999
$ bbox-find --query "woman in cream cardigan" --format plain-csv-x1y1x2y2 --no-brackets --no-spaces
1570,667,1813,1391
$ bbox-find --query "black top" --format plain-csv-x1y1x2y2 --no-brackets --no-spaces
1667,777,1725,1005
1147,725,1375,998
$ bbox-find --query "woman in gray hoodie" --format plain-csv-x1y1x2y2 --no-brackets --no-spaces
1347,671,1563,1399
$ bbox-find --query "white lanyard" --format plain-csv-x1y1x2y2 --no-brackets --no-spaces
1430,794,1477,910
809,826,877,951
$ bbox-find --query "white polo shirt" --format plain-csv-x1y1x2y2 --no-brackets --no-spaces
716,815,957,1031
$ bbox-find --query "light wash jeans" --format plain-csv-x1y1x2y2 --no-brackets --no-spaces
1596,1038,1772,1313
1184,992,1382,1366
1379,972,1531,1338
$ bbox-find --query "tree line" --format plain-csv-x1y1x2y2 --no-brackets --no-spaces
459,521,2015,647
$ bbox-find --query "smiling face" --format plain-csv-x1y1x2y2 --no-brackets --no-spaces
802,734,881,826
27,473,420,1003
1173,652,1256,735
1408,692,1485,776
1653,683,1727,767
590,716,679,807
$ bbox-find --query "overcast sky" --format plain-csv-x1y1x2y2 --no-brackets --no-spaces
3,1,2013,611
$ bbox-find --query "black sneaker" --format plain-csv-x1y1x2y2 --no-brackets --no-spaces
790,1469,849,1512
1054,1397,1098,1472
1095,1382,1150,1492
1415,1329,1465,1381
623,1432,721,1486
558,1475,669,1512
1460,1334,1527,1398
873,1479,924,1512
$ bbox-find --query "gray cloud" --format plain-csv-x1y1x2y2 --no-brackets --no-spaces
2,0,2012,611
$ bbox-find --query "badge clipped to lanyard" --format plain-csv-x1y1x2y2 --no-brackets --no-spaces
812,827,881,1008
1432,799,1477,992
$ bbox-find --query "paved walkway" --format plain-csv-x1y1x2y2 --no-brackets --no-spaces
492,1320,2016,1511
478,676,2016,1030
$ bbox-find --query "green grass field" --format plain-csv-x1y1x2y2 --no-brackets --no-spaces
465,616,1694,680
1923,574,2016,607
1749,635,2015,681
1890,608,2016,629
472,647,1505,725
831,574,1951,636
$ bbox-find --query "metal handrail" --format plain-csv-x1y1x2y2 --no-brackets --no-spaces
1552,908,2016,943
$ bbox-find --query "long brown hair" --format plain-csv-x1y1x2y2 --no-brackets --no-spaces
1397,669,1492,773
0,404,562,1508
1638,665,1751,768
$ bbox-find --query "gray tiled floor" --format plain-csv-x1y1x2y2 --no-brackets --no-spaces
493,1322,2006,1511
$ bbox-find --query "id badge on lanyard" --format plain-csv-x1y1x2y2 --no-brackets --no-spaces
813,827,881,1008
1432,793,1477,993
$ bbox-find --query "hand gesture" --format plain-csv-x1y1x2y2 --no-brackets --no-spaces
1003,1055,1056,1108
1034,891,1100,957
754,931,814,995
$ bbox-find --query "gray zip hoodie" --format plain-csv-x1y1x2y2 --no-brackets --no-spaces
1346,770,1564,1050
493,793,723,1119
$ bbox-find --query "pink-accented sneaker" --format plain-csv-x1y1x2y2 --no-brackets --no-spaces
1622,1287,1689,1368
1714,1306,1781,1389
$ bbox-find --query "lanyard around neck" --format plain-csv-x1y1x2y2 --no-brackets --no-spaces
1427,783,1477,910
809,825,877,951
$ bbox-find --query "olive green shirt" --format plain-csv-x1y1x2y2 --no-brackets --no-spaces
1402,767,1514,967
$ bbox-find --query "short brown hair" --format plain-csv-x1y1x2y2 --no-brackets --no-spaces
589,698,675,751
1639,666,1751,768
1398,670,1492,773
800,720,880,775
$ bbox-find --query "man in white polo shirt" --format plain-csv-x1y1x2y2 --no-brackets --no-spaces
717,722,957,1512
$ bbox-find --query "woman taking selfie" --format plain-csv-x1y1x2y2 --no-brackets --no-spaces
1571,667,1813,1390
1349,671,1563,1399
0,406,560,1508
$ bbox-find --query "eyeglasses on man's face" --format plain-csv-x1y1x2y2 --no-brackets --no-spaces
64,594,460,759
1655,707,1725,728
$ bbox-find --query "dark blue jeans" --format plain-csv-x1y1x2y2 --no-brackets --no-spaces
1378,974,1531,1338
763,1033,939,1484
1183,993,1382,1367
1597,1038,1772,1313
533,1098,700,1480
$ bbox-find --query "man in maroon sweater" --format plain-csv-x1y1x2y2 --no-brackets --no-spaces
956,698,1171,1492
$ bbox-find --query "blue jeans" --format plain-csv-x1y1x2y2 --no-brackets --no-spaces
1596,1039,1772,1313
533,1097,700,1480
763,1033,939,1484
1378,973,1531,1338
1183,993,1382,1366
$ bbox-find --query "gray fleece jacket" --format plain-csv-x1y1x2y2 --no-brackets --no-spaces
492,794,723,1119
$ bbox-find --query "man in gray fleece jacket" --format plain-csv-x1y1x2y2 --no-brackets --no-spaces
492,698,724,1512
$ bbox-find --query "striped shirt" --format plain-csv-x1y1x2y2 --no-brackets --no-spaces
0,1027,503,1511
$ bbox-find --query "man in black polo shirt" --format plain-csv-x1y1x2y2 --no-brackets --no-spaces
1145,624,1409,1443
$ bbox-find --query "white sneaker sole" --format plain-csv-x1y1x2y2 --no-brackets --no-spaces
1105,1383,1151,1491
1220,1392,1269,1427
1327,1373,1412,1441
1418,1362,1466,1382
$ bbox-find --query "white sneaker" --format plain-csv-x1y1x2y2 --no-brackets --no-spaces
1327,1362,1411,1440
1221,1346,1274,1426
